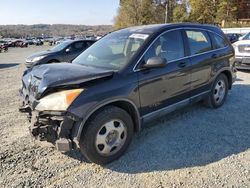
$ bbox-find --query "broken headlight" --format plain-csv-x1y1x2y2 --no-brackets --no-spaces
31,55,46,62
35,89,83,111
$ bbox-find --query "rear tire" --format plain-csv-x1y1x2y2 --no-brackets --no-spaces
80,106,134,165
204,74,229,108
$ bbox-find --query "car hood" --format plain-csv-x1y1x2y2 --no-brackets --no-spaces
26,50,56,60
22,63,114,99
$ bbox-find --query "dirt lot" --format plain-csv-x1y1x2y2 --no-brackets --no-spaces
0,46,249,188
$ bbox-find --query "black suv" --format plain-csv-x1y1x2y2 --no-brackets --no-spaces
25,39,96,68
19,24,236,164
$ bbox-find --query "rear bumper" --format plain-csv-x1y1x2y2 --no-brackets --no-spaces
235,56,250,70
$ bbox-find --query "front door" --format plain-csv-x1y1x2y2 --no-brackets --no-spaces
63,41,88,62
136,30,192,117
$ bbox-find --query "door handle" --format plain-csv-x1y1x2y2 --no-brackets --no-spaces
211,54,218,58
178,62,187,68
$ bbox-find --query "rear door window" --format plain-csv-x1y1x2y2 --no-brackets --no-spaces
73,41,87,51
185,30,212,55
86,41,95,47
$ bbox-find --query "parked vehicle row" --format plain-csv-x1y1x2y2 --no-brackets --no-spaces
24,38,44,46
0,39,28,48
0,41,8,53
0,35,101,51
12,40,28,48
19,23,236,165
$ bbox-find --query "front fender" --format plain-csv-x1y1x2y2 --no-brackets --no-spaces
72,97,141,143
67,74,140,142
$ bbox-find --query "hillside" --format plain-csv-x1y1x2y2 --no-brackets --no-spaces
0,24,113,38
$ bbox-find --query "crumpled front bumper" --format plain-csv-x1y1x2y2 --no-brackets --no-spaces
19,88,79,152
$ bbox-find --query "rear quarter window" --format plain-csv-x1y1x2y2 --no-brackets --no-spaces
210,33,228,49
185,30,212,55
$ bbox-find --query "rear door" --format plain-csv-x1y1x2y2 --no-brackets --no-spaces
137,29,192,116
184,29,214,96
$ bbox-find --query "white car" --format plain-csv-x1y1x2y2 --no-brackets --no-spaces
233,32,250,70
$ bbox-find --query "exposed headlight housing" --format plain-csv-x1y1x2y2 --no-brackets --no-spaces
31,55,46,62
35,89,83,111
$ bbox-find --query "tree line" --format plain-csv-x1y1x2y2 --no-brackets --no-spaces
114,0,249,29
0,24,112,38
1,1,249,38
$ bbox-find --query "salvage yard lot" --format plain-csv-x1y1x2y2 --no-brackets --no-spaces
0,46,249,187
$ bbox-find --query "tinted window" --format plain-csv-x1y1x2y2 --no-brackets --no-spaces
186,30,212,55
242,32,250,40
211,34,227,49
73,30,149,70
144,30,185,62
73,41,87,50
86,41,94,47
50,41,72,51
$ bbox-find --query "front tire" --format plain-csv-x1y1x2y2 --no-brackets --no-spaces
80,106,134,165
204,74,229,108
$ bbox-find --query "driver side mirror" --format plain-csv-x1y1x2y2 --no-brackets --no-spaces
142,57,167,69
239,36,243,40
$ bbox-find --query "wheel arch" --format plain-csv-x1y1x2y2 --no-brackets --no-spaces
76,99,141,140
220,70,233,89
212,68,233,90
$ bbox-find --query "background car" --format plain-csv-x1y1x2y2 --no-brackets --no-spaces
0,40,8,52
233,40,250,70
25,39,96,68
8,40,28,48
225,33,242,43
33,39,44,46
26,38,35,45
239,32,250,41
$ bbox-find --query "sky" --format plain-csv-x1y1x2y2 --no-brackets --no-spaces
0,0,120,25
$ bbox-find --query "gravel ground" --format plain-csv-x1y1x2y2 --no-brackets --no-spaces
0,46,249,188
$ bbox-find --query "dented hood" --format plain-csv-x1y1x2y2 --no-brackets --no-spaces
22,63,114,99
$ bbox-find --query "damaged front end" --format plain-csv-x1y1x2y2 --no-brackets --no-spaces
29,110,78,152
19,63,114,152
19,89,81,152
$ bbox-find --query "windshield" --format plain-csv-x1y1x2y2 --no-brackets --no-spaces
50,41,71,51
242,33,250,40
72,30,149,70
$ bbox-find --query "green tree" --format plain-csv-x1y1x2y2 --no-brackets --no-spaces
216,0,237,27
154,4,166,23
114,0,142,29
114,0,166,29
189,0,219,24
173,3,188,22
115,0,245,28
141,0,156,24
